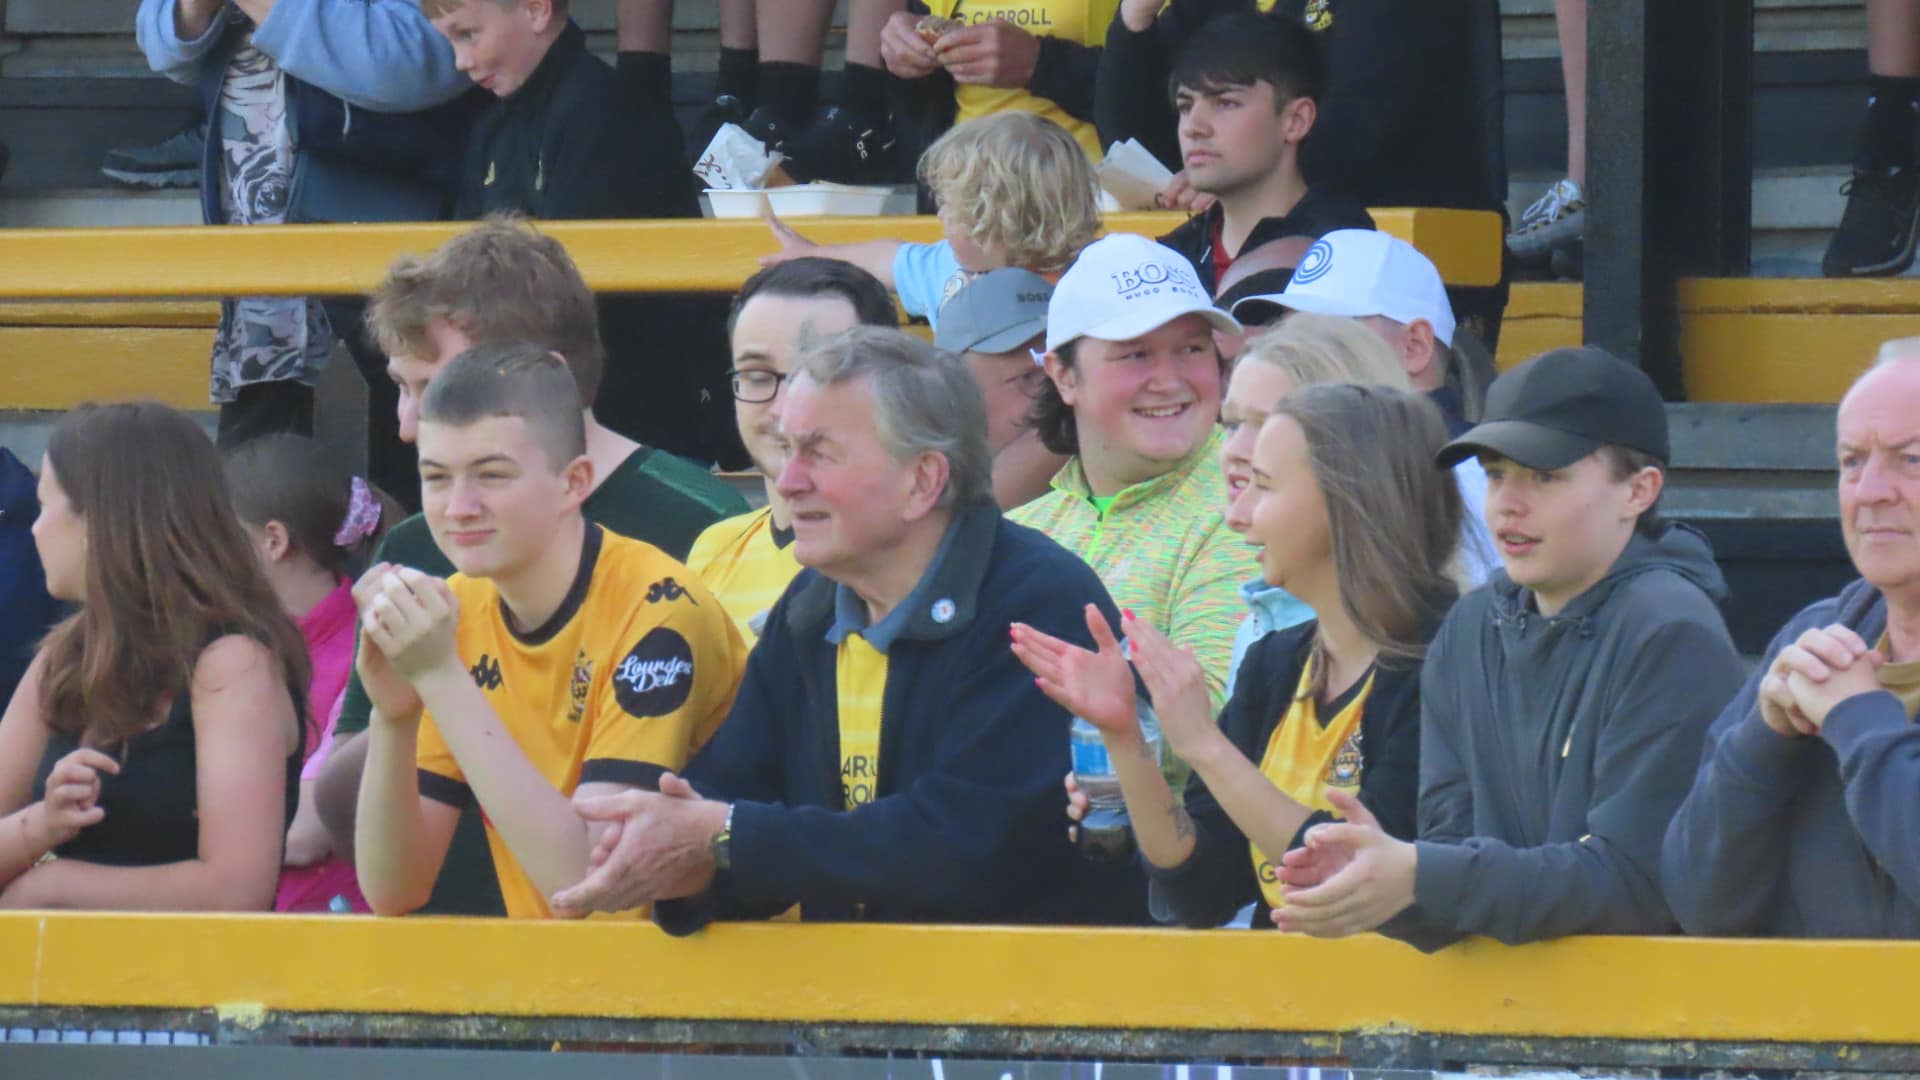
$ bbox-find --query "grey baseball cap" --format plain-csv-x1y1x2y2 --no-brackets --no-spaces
934,268,1053,355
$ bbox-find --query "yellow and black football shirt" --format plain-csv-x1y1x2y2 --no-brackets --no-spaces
686,506,803,646
922,0,1123,160
1251,661,1374,909
415,525,748,919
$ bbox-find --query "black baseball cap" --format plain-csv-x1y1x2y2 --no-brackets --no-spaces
1436,346,1669,470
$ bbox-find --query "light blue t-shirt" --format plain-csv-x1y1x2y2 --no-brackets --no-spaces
892,240,973,326
1224,580,1314,699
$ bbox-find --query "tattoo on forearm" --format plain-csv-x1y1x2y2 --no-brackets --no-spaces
1168,791,1195,842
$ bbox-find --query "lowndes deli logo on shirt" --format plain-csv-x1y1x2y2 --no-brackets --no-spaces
613,628,696,718
1109,259,1205,306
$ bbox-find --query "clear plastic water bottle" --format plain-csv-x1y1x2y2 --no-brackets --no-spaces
1070,703,1163,860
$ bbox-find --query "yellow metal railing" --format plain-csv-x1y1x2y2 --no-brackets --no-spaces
0,210,1504,300
0,913,1909,1047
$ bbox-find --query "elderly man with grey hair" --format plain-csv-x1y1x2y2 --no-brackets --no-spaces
1663,338,1920,937
550,326,1133,930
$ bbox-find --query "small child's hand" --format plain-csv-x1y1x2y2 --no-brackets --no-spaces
1155,170,1217,215
760,212,820,268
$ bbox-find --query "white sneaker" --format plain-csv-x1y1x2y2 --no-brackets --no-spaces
1507,177,1586,260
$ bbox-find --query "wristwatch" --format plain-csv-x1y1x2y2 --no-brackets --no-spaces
710,804,734,872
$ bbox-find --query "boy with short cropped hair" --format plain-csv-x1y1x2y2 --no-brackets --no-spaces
1269,347,1746,949
352,343,746,919
314,220,745,913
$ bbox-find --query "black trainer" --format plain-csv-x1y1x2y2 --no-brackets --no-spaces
686,93,752,164
1822,165,1920,277
739,106,794,154
101,122,204,189
777,106,898,185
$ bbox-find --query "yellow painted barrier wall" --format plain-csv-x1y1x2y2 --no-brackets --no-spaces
1498,280,1920,403
0,210,1497,413
0,210,1502,301
0,914,1912,1047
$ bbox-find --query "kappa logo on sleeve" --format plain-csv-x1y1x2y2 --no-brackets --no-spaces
470,654,504,691
612,627,697,718
645,577,698,606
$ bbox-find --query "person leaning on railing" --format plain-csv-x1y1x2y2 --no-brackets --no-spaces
547,328,1136,929
1014,383,1460,932
1269,348,1746,950
1663,341,1920,938
0,403,308,911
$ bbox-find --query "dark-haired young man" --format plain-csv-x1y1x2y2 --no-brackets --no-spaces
1138,11,1373,293
688,258,899,645
353,343,747,920
1098,0,1497,220
1268,347,1745,950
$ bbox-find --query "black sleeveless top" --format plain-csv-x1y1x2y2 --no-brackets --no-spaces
30,669,303,869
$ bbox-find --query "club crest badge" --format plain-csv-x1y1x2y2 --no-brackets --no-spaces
1328,728,1363,787
566,650,593,724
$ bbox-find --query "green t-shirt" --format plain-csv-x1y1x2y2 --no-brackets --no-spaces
334,446,746,916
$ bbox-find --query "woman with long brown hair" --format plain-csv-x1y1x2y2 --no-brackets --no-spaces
1012,383,1461,929
0,402,306,910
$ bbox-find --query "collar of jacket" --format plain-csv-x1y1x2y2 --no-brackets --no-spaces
783,499,1003,644
505,19,587,108
1049,428,1225,514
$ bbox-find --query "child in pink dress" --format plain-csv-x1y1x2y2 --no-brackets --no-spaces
225,436,396,913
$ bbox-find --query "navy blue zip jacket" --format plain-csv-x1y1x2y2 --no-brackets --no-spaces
656,501,1138,934
1664,579,1920,937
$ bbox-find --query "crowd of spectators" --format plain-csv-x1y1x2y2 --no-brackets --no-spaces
0,0,1915,957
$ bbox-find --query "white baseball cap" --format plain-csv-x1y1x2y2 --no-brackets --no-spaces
1045,233,1240,353
1232,229,1456,346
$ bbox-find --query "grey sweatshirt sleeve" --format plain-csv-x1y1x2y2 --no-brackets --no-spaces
1659,611,1826,936
1410,616,1745,945
249,0,470,112
1373,625,1469,951
136,0,229,84
1821,688,1920,909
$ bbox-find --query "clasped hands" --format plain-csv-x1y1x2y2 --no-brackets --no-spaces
1758,623,1885,738
551,773,727,917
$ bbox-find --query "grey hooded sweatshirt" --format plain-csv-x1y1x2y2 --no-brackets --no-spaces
1663,579,1920,937
1384,524,1746,952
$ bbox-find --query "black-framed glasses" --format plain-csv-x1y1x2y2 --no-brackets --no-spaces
727,368,788,403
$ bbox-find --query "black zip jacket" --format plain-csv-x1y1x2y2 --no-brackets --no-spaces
1148,608,1442,929
1095,0,1500,213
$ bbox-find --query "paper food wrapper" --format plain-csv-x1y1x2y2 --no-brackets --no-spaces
1098,138,1175,211
691,123,794,191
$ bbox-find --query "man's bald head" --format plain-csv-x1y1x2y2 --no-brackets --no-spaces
1836,341,1920,605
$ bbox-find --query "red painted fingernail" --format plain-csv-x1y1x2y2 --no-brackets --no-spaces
1124,609,1136,621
